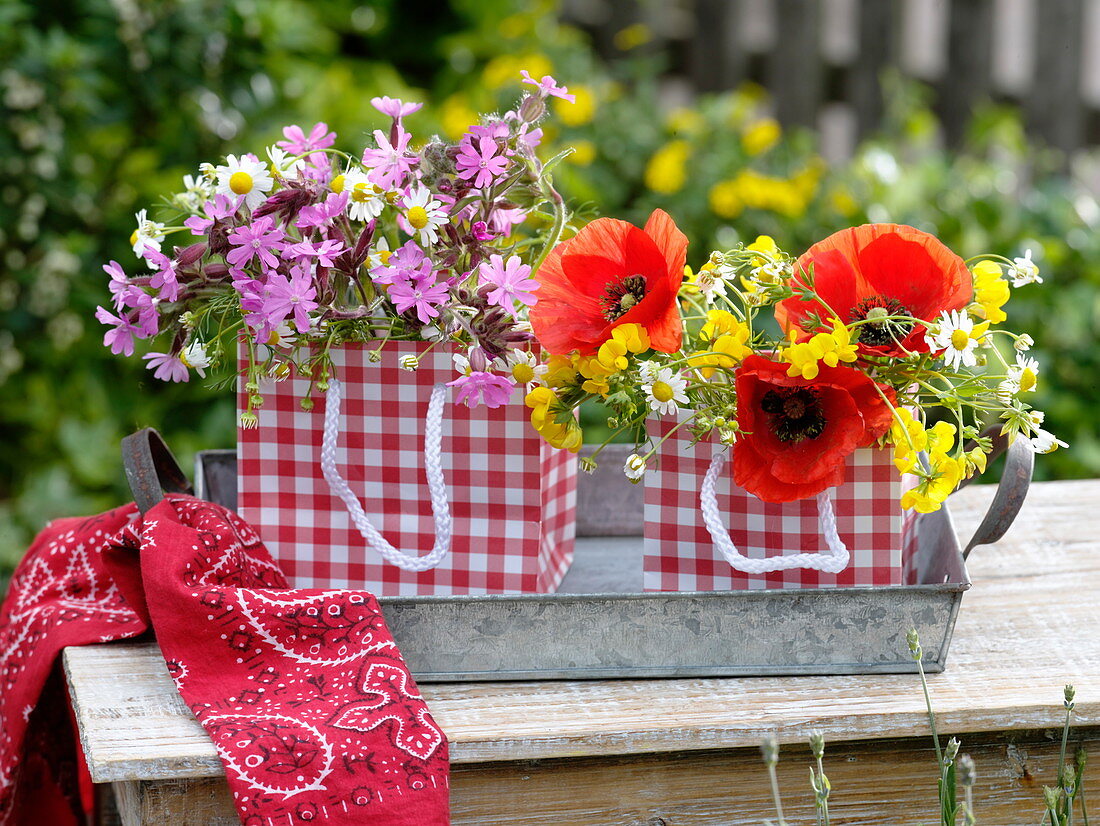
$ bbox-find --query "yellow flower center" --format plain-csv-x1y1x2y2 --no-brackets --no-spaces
129,230,138,246
950,329,970,350
378,250,392,265
407,206,429,230
229,171,253,195
351,182,372,203
651,380,675,403
1019,368,1036,393
330,174,345,193
266,330,281,346
512,363,535,384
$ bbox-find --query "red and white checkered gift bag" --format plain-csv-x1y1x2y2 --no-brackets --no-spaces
238,342,577,595
643,417,919,591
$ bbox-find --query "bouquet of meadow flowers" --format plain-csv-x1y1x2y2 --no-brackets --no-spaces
526,215,1062,513
95,71,577,423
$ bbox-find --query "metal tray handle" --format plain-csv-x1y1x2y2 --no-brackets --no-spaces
121,427,193,515
958,426,1034,559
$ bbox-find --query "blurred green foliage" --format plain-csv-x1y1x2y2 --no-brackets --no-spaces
1,0,1095,582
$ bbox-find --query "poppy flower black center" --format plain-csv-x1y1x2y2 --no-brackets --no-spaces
850,295,914,346
601,274,647,321
761,388,826,443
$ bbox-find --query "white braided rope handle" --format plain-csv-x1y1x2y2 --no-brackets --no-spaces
699,446,850,574
320,378,453,571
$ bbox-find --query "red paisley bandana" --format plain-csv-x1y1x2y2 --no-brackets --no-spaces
0,495,449,825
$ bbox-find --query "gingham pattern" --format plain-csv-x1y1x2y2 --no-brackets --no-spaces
238,342,577,595
643,417,916,591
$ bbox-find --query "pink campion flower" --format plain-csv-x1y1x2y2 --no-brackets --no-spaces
95,306,145,356
388,270,449,323
455,135,509,189
468,121,510,141
143,351,190,383
520,70,575,102
226,216,285,270
277,122,336,156
295,191,349,230
263,265,318,332
282,238,346,269
478,254,539,313
371,96,423,119
471,221,495,242
144,251,181,302
185,194,242,235
104,260,130,307
361,125,417,190
447,371,515,409
370,240,428,286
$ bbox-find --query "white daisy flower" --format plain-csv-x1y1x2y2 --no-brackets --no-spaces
401,185,448,245
1009,249,1042,287
366,236,391,271
266,145,305,178
1006,354,1040,393
637,360,661,382
624,453,647,482
255,322,298,362
342,168,385,222
399,354,420,372
453,352,473,377
175,173,214,211
1014,334,1034,352
130,208,166,258
1029,428,1067,454
505,349,548,387
925,309,986,371
642,366,688,416
179,341,211,378
214,153,273,210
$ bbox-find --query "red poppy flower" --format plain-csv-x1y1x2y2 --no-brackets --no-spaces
774,223,972,357
733,355,895,503
530,209,686,355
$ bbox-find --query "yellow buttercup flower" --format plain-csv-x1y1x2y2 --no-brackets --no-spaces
644,140,690,194
780,319,857,380
525,387,582,452
901,452,964,513
596,323,651,371
890,408,927,474
742,118,781,155
971,260,1010,324
746,234,779,264
544,353,580,388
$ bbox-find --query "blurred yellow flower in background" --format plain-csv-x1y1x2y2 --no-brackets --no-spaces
742,118,781,155
483,53,554,91
645,140,690,194
555,84,596,126
567,140,596,165
709,179,743,218
665,107,705,136
614,23,652,51
440,93,478,140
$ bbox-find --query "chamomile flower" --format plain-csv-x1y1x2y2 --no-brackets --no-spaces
925,309,988,371
342,169,385,222
624,453,647,482
505,349,548,388
367,237,391,271
1006,354,1040,393
180,340,212,378
130,209,166,258
266,145,305,178
214,154,273,210
1010,249,1042,287
401,186,448,245
176,174,214,210
1014,334,1034,352
642,366,688,416
1030,428,1067,454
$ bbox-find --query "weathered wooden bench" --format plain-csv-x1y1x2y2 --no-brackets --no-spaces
65,479,1100,824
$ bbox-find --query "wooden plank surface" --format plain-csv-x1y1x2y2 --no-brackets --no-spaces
66,479,1100,785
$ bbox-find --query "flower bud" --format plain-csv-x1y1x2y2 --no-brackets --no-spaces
907,628,922,660
957,754,976,788
367,349,382,363
400,354,419,372
300,397,314,412
808,730,825,760
580,456,597,474
519,93,546,123
760,735,779,766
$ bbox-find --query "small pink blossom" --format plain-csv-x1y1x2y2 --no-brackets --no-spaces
143,351,189,383
479,254,539,313
282,238,346,269
455,135,509,190
144,251,182,302
295,192,349,230
227,217,286,270
104,260,129,307
471,221,495,242
263,265,318,332
447,371,514,408
520,70,575,102
277,122,336,155
388,271,449,323
370,241,428,286
361,125,417,191
96,305,150,357
371,96,423,119
185,194,241,236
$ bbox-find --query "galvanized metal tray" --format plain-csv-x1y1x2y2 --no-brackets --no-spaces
169,433,1033,682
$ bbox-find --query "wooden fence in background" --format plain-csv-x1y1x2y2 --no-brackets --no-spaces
563,0,1096,157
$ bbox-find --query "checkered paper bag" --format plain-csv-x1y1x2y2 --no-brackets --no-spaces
643,418,918,591
238,342,577,595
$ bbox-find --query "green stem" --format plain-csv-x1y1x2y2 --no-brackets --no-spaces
530,180,568,276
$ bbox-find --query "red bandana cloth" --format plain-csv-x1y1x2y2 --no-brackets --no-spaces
0,495,450,825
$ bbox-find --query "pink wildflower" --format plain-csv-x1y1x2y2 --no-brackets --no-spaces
277,123,336,159
104,260,129,307
227,216,285,270
361,125,417,191
371,96,423,119
282,238,346,269
447,371,514,409
455,135,509,189
263,265,318,332
370,240,427,286
144,251,181,302
295,191,349,230
520,70,575,102
388,270,449,323
185,194,241,236
143,351,190,383
478,254,539,313
95,305,149,357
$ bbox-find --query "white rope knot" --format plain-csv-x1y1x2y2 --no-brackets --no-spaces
320,377,453,571
699,446,850,574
